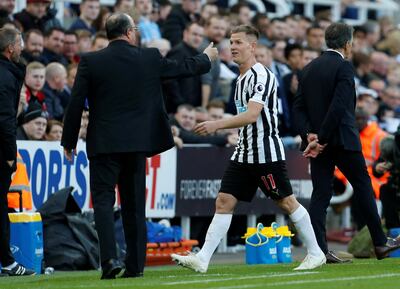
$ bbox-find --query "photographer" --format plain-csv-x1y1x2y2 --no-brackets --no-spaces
373,131,400,230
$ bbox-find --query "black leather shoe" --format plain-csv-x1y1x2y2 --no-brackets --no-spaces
120,271,143,278
101,259,122,280
326,251,352,264
375,236,400,260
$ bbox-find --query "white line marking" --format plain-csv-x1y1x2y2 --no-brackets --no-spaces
164,271,319,285
162,273,233,278
205,273,400,289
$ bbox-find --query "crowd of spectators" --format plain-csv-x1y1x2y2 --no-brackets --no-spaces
1,0,400,153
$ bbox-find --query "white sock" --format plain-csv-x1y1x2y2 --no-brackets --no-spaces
4,262,17,270
289,205,322,257
196,213,232,264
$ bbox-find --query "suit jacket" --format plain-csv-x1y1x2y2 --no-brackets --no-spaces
61,40,211,157
0,55,25,165
292,50,361,151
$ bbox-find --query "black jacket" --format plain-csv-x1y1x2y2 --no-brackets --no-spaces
43,82,65,121
162,6,194,47
61,40,211,157
14,8,62,33
0,55,25,164
163,42,202,112
42,48,68,67
292,51,361,151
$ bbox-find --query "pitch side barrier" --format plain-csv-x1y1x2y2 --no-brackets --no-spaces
174,144,312,251
16,141,312,248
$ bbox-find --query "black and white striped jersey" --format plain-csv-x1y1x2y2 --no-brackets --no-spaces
231,62,285,164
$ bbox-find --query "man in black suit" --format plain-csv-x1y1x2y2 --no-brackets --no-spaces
61,13,216,279
293,22,400,263
0,27,35,276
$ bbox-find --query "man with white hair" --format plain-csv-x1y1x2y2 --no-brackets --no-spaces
43,62,67,120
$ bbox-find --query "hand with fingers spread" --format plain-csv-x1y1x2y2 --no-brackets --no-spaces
194,121,219,136
203,42,218,61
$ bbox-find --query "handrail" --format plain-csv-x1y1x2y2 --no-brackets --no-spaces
330,182,354,205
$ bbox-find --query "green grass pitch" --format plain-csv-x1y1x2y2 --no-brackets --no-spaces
1,258,400,289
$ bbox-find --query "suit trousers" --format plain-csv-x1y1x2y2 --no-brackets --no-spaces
89,152,147,274
309,148,387,253
0,164,15,266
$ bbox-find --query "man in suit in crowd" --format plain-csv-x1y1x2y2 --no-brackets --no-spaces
61,13,216,279
293,22,400,263
0,27,35,276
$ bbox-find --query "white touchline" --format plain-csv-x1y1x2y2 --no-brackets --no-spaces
162,273,234,278
204,273,400,289
164,271,319,285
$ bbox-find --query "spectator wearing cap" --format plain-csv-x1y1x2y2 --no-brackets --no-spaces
356,86,379,122
14,0,62,33
42,27,68,66
16,101,48,140
69,0,100,36
43,62,67,120
20,29,46,64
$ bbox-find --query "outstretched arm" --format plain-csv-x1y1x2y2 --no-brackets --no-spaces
160,43,217,79
194,101,263,135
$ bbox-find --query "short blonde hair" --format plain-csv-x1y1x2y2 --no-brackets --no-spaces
26,61,45,74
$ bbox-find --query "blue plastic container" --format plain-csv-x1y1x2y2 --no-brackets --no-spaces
260,236,277,264
245,231,263,265
244,223,278,265
9,213,43,274
276,236,292,263
389,228,400,258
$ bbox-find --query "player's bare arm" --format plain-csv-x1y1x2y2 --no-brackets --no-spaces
194,101,263,135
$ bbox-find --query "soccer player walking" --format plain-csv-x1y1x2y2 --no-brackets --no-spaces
171,25,326,272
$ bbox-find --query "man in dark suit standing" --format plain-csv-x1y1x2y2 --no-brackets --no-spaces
293,23,400,263
61,13,216,279
0,27,35,276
